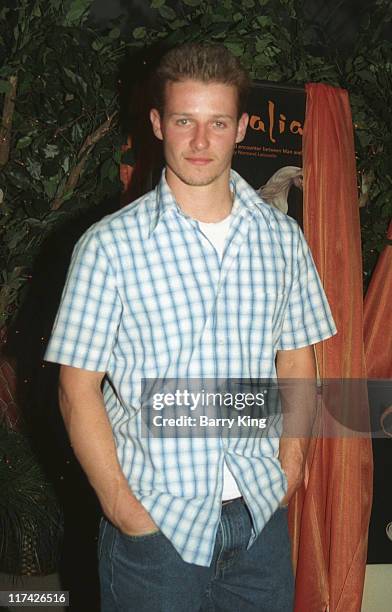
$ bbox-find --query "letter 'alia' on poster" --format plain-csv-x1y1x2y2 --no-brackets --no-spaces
232,82,306,227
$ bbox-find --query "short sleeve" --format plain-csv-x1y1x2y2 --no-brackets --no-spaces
278,226,337,350
45,228,122,371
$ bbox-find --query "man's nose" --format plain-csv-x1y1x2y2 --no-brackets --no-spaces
190,124,209,150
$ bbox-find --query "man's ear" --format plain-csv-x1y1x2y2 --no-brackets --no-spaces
150,108,163,141
235,112,249,144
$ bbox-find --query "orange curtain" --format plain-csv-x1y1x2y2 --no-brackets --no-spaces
120,135,135,205
364,220,392,379
289,83,373,611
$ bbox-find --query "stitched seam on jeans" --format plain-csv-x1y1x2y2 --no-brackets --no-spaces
214,518,227,578
218,551,241,575
110,526,120,609
98,518,108,560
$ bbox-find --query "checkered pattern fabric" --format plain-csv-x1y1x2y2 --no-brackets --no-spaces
45,170,336,566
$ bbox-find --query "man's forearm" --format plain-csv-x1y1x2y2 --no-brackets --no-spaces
58,366,157,535
59,378,131,512
277,378,317,464
276,345,317,504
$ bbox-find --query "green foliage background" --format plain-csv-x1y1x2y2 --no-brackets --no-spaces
0,423,63,574
0,0,391,325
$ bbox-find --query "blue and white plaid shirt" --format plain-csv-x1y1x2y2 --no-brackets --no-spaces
45,169,336,566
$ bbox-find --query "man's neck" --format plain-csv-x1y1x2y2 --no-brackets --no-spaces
165,169,233,223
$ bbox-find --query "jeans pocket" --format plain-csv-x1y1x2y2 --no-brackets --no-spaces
120,528,162,542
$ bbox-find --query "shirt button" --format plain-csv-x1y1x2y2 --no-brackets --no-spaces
217,335,225,345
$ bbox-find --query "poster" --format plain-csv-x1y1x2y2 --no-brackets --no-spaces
232,82,306,227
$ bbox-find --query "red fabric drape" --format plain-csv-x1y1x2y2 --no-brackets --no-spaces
364,220,392,379
289,83,373,612
364,221,392,433
120,135,135,205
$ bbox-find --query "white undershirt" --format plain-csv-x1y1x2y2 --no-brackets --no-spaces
198,215,242,501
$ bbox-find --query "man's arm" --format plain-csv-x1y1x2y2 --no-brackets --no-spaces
59,365,158,535
275,345,317,506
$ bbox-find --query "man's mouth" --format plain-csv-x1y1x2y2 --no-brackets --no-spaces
185,157,213,165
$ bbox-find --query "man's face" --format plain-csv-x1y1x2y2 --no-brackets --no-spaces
150,80,248,190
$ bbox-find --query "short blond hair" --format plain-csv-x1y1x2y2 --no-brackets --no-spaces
152,43,250,118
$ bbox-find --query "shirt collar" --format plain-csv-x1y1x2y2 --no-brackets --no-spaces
148,168,263,237
148,169,182,236
229,169,265,219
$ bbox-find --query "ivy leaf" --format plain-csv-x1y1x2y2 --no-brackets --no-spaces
171,19,188,29
32,4,42,17
0,79,11,93
92,38,105,51
0,7,10,21
63,0,93,26
159,6,177,20
6,168,31,190
108,163,118,181
25,218,46,229
151,0,166,7
255,38,268,52
63,67,87,95
133,27,147,39
16,136,32,150
60,190,74,204
8,231,28,251
61,157,70,173
109,27,121,40
0,65,15,78
225,42,244,57
44,176,60,199
25,159,42,181
182,0,202,5
100,158,116,179
44,144,60,159
257,15,272,27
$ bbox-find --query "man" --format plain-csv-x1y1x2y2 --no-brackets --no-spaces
45,43,336,611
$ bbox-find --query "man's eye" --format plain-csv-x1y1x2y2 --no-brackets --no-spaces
214,121,226,128
176,118,190,126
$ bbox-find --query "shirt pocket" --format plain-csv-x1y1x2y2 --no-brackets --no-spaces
248,290,287,335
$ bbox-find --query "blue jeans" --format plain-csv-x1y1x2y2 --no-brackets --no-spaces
98,499,294,611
